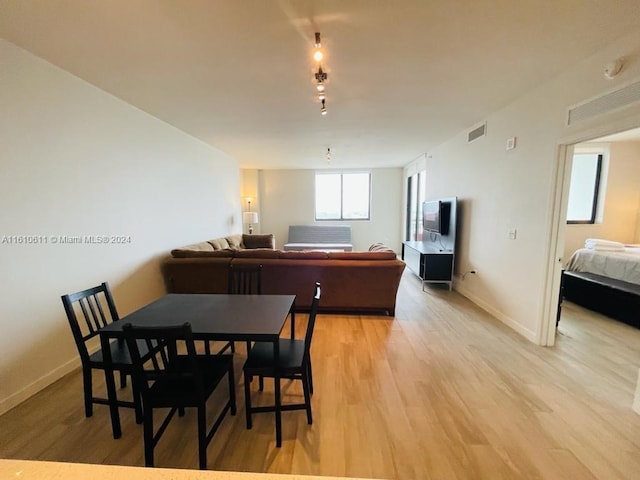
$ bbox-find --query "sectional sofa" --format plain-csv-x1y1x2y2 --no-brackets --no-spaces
162,234,406,316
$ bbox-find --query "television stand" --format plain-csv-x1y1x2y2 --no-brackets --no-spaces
402,241,454,291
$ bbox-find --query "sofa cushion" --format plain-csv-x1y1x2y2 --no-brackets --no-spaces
171,249,235,258
208,237,230,250
279,250,330,260
235,248,281,259
225,234,244,250
328,251,397,260
170,241,215,257
242,233,275,250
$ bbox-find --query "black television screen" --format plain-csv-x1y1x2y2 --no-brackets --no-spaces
423,200,450,235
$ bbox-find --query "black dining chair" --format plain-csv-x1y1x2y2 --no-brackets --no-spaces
61,282,142,421
122,322,236,470
211,263,263,355
243,281,320,447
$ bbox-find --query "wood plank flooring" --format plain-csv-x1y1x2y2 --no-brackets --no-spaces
1,272,639,479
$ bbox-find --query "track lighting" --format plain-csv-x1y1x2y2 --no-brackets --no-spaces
312,33,330,115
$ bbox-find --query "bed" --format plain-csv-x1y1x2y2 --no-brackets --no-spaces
560,242,640,328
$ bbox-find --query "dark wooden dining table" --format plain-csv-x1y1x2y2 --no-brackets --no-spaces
99,293,296,444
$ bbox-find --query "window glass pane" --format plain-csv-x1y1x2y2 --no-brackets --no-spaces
567,153,600,223
408,175,417,240
315,173,341,220
315,172,370,220
342,173,370,219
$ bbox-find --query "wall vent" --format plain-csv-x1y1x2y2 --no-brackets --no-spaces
468,122,486,143
567,79,640,125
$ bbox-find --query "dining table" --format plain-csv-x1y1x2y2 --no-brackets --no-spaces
99,293,296,445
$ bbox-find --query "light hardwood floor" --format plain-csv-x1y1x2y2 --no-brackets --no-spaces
1,272,639,479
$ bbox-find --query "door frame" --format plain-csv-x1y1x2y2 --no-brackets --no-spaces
540,116,640,346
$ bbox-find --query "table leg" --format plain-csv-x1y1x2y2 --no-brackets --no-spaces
290,303,295,339
100,334,122,439
274,339,282,447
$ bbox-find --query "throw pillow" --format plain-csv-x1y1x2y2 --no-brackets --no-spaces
242,233,275,250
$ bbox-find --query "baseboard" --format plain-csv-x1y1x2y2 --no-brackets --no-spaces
0,355,81,416
455,284,539,344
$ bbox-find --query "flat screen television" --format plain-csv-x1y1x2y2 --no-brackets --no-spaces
422,200,450,235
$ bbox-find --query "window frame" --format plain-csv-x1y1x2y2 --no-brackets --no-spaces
314,171,371,221
566,153,603,225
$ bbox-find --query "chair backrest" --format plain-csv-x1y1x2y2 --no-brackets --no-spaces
61,282,119,361
303,282,321,358
228,263,262,294
122,322,203,398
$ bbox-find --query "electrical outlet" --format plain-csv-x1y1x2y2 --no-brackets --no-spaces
508,228,517,240
506,137,517,150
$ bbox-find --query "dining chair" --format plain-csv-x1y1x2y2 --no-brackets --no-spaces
242,281,320,447
61,282,142,421
211,263,263,355
122,322,236,470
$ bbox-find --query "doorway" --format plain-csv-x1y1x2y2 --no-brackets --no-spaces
541,124,640,346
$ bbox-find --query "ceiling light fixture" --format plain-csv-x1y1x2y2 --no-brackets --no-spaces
312,32,329,115
313,32,324,62
326,147,331,164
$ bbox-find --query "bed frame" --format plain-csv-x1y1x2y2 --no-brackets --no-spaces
559,270,640,329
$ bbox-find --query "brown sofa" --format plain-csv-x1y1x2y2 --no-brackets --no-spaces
162,235,406,316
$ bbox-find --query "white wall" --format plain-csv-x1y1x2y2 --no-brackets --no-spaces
253,168,403,253
0,40,241,413
564,141,640,259
409,31,640,342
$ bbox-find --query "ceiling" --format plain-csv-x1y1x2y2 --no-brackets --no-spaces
1,1,640,170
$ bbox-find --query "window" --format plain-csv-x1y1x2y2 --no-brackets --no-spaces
406,170,426,241
566,153,602,224
315,172,370,220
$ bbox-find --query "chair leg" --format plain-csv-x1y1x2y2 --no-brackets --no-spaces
197,406,207,470
258,376,264,391
119,371,127,388
204,341,211,355
301,367,313,425
307,362,314,395
131,380,143,424
228,364,237,416
230,342,236,353
178,407,186,417
244,373,253,429
274,374,282,447
143,407,154,467
82,367,93,417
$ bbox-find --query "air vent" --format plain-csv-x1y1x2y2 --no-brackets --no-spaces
568,79,640,125
468,122,486,143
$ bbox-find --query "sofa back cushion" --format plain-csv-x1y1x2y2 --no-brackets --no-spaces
242,233,275,250
279,250,330,260
171,249,235,258
170,241,214,257
208,237,230,250
225,234,243,250
235,248,281,259
328,251,397,260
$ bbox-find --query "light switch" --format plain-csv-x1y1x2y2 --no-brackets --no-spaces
506,137,517,150
508,228,517,240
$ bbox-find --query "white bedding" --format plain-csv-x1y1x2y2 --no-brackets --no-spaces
565,247,640,286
